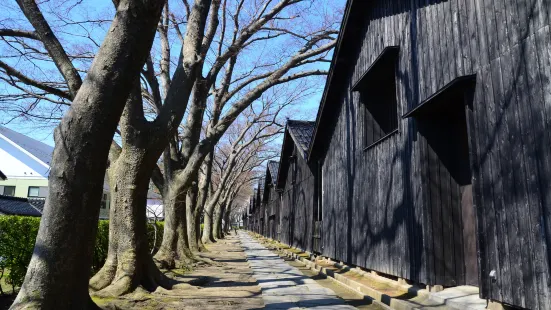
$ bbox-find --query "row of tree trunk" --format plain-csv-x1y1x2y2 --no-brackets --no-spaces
5,0,339,308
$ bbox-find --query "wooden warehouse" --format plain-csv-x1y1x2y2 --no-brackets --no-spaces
307,0,551,309
247,194,257,233
256,177,265,236
246,0,551,309
275,120,318,252
261,161,280,240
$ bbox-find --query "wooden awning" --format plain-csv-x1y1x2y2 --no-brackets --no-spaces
351,46,400,92
402,75,476,118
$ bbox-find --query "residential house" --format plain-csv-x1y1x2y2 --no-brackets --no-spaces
0,126,111,218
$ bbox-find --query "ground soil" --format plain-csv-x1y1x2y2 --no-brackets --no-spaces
93,232,264,310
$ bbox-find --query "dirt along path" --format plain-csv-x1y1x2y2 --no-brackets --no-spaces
94,232,264,310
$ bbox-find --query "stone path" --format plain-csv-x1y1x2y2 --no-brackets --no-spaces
239,232,356,309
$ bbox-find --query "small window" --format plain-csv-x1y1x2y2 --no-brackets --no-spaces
291,155,297,184
2,186,15,197
101,193,108,209
353,46,399,149
28,186,40,197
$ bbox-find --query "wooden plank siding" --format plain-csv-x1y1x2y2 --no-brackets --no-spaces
247,0,551,308
305,0,551,309
261,162,281,240
277,131,317,252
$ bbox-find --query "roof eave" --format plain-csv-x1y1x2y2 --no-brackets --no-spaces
308,0,358,162
275,124,292,189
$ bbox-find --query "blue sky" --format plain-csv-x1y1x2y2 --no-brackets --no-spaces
0,0,346,147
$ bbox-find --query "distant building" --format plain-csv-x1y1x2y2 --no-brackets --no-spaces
0,126,111,219
0,126,165,220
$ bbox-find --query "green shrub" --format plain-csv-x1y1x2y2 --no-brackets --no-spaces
0,216,40,290
92,220,110,274
0,216,164,293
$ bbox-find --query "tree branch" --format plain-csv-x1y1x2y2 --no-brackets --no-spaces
16,0,82,97
0,28,39,40
0,60,72,100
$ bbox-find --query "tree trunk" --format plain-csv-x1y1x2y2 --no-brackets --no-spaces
195,151,213,250
154,187,193,269
186,184,200,252
195,209,206,250
203,174,234,243
213,202,225,240
202,200,217,243
90,146,169,297
11,1,163,308
157,81,210,259
223,207,232,235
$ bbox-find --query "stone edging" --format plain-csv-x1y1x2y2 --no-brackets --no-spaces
250,233,488,310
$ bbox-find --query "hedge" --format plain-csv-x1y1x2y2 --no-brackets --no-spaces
0,216,163,293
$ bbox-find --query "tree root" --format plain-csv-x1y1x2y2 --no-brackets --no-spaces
192,256,219,266
90,252,170,298
153,250,194,270
197,244,208,252
89,259,117,291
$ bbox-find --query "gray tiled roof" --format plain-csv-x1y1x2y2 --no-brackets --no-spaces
0,195,43,217
287,120,316,159
28,198,45,213
267,161,279,185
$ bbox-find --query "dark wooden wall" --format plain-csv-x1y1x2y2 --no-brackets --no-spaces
311,0,551,309
278,144,316,252
266,198,278,239
262,172,281,240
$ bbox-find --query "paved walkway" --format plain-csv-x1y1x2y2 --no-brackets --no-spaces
239,232,356,309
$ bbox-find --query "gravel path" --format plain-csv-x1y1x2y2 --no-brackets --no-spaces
239,232,356,310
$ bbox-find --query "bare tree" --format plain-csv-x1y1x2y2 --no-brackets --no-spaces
201,100,284,243
0,1,112,125
152,0,339,267
8,0,164,308
0,0,340,284
216,168,264,238
88,0,214,296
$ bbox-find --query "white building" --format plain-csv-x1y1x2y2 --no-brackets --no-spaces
0,126,114,217
0,126,164,219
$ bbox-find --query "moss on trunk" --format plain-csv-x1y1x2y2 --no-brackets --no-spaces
153,189,195,269
90,148,169,297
